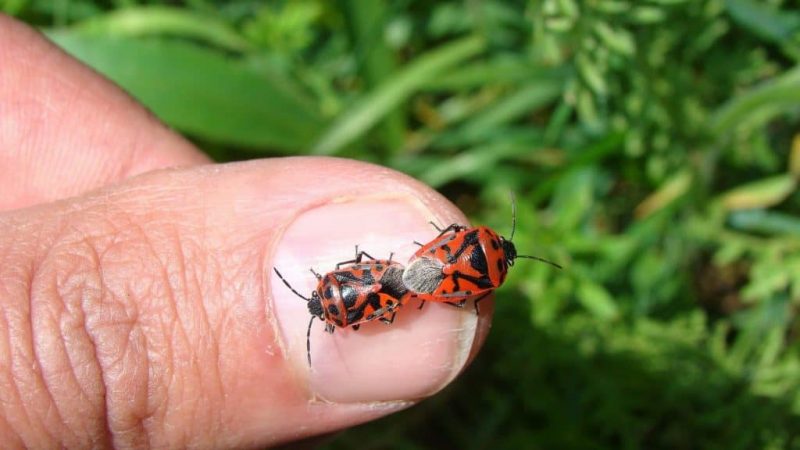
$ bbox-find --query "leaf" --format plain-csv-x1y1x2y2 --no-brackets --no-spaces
593,21,635,57
311,35,485,155
710,66,800,136
71,6,252,52
728,210,800,236
742,270,789,303
630,7,667,24
719,174,796,211
47,31,325,151
420,59,567,90
634,170,692,219
2,0,27,15
550,167,596,231
576,53,607,96
577,279,619,320
456,80,564,140
725,0,800,44
415,141,543,188
790,134,800,178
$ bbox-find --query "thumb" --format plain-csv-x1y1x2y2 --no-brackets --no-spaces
0,156,490,448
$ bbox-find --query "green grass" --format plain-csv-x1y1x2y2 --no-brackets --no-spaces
9,0,800,447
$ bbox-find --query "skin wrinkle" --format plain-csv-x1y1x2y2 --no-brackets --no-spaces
173,228,214,427
58,236,134,447
12,255,57,447
136,219,184,430
33,261,82,446
47,222,129,448
96,205,225,448
186,243,226,443
123,218,173,448
154,222,215,446
0,303,33,448
0,309,23,448
75,236,115,446
107,268,153,445
209,236,262,430
0,217,40,447
63,221,133,444
24,240,64,448
51,210,155,448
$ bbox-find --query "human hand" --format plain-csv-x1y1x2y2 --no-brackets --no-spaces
0,15,491,448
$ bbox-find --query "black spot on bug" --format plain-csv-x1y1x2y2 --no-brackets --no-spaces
451,272,461,291
327,304,340,316
491,239,500,250
497,259,504,273
367,292,381,309
324,286,333,299
362,269,375,284
334,319,343,327
469,245,488,274
335,271,359,283
341,285,358,307
347,307,364,323
376,264,384,271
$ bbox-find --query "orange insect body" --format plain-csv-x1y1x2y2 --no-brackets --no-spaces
403,198,561,313
274,250,410,366
315,260,408,330
403,225,512,308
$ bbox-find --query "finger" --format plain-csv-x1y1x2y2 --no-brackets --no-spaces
0,157,491,448
0,14,209,211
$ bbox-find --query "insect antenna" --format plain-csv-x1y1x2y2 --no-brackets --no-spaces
306,315,315,367
516,254,563,269
509,191,517,241
273,267,311,302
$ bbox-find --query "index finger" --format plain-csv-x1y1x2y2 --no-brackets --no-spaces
0,15,209,211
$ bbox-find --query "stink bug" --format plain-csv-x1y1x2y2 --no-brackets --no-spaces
273,248,410,366
403,195,561,313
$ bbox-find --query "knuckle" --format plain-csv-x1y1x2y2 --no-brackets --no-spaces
0,204,226,448
69,206,225,447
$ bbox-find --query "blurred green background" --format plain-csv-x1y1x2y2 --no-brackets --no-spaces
7,0,800,448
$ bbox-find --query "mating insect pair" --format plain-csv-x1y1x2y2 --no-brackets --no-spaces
274,203,560,366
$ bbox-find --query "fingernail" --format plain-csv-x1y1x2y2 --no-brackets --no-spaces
271,197,478,403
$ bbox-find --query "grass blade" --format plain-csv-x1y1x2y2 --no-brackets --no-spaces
311,35,485,155
710,66,800,136
72,5,252,52
340,0,405,154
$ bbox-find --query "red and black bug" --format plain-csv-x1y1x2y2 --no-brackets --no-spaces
273,248,410,366
402,196,561,313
